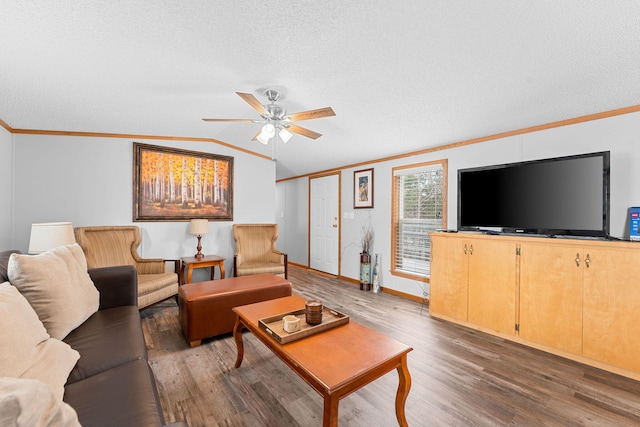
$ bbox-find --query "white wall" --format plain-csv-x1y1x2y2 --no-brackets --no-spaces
276,178,309,265
278,110,640,299
10,134,277,278
0,127,13,249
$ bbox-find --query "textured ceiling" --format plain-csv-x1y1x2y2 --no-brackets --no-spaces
2,1,640,180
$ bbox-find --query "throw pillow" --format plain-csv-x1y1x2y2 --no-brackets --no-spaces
0,282,80,401
19,338,80,401
0,377,81,427
8,243,100,339
0,282,51,378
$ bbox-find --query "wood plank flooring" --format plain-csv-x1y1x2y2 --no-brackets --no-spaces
141,265,640,426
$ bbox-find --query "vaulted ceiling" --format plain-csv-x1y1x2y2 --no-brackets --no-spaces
2,1,639,180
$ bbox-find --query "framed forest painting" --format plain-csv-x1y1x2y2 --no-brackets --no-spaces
133,143,234,221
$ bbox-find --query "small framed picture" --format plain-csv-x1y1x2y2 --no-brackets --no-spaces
354,168,374,209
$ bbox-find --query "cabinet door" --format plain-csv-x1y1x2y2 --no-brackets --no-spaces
429,235,468,321
519,243,583,355
583,248,640,372
467,239,517,335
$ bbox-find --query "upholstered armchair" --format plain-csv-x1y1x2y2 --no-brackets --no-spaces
74,226,180,309
233,224,288,279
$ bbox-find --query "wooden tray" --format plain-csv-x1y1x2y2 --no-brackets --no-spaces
258,306,349,344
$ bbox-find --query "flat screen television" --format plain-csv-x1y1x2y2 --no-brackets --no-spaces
457,151,610,237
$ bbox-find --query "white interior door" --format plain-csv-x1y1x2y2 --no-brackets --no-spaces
310,174,339,275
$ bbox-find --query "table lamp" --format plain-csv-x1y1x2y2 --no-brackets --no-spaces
189,219,209,259
28,222,76,254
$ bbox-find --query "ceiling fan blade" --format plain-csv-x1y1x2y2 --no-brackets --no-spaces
236,92,268,116
250,129,261,142
285,107,336,122
202,118,257,122
288,124,322,140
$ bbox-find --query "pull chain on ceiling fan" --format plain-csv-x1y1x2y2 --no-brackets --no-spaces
202,89,335,146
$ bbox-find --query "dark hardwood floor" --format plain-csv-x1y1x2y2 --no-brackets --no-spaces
141,265,640,426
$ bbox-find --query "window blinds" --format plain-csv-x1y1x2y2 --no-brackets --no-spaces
392,162,445,277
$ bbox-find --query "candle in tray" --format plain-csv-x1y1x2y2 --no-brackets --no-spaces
305,300,323,325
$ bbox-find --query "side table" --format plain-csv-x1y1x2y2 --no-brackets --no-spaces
180,255,225,285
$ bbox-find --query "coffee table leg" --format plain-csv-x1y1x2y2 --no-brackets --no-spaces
322,394,339,427
395,354,411,427
233,316,245,368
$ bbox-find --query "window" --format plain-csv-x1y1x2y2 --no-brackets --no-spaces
392,160,447,279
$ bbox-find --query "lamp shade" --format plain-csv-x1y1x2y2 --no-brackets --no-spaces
28,222,75,254
189,219,209,235
257,123,276,145
256,132,270,145
279,128,293,143
261,123,275,138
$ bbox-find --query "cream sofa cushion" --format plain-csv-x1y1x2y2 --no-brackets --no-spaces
0,377,81,427
8,243,99,340
0,282,51,378
0,282,80,401
19,337,80,401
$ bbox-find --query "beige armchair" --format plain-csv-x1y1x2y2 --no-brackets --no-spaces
233,224,288,279
74,226,180,309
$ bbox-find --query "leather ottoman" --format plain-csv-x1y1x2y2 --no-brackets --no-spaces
178,273,292,346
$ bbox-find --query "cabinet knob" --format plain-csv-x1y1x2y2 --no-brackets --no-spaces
469,244,473,255
463,244,467,254
585,253,590,268
575,253,580,267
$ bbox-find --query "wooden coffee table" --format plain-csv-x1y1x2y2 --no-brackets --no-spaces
232,295,413,427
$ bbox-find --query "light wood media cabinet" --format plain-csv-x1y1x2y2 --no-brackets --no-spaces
429,232,640,381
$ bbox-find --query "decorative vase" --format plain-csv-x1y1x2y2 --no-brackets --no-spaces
360,252,371,291
372,253,381,293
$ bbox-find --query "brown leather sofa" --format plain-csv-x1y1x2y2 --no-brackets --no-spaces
62,265,186,426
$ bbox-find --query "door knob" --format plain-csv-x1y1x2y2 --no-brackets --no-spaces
333,224,338,228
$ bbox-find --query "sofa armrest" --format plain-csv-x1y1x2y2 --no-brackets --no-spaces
88,265,138,310
284,253,288,279
271,251,288,279
167,259,180,274
134,258,165,274
135,258,181,275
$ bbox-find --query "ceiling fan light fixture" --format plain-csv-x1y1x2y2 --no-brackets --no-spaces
279,128,293,143
203,89,335,145
261,123,275,138
256,123,275,144
267,104,286,119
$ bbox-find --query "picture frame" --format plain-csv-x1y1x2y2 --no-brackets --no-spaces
354,168,374,209
133,142,234,221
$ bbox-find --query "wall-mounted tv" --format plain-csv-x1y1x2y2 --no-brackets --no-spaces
457,151,610,237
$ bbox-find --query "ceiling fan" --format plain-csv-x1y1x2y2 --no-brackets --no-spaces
202,89,336,145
